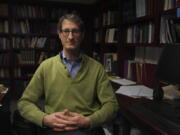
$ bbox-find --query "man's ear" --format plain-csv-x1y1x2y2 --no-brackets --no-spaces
58,32,62,39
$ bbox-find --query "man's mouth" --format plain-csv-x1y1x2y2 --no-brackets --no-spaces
67,41,76,45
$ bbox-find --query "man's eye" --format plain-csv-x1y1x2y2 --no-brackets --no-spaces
64,30,70,33
73,30,80,33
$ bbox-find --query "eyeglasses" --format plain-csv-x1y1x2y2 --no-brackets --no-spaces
60,29,82,37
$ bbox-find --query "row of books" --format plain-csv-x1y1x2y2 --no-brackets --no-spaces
15,51,53,66
94,28,118,43
14,67,34,79
164,0,177,10
123,60,157,88
105,28,118,43
0,53,11,66
0,37,56,50
160,16,180,43
14,68,21,78
0,69,9,78
0,38,10,49
12,5,48,19
136,0,153,17
15,51,36,65
123,0,153,20
12,20,30,34
12,5,72,19
37,52,48,64
12,37,47,49
135,46,163,64
14,68,33,79
0,20,9,33
102,10,119,26
94,31,101,43
12,5,75,20
123,47,163,87
126,22,154,44
0,3,75,20
12,20,48,34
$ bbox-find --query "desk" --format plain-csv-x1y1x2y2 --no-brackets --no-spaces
112,82,180,135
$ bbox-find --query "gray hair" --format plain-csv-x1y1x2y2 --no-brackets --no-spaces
57,13,85,33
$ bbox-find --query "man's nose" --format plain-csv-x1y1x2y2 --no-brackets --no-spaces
68,32,74,39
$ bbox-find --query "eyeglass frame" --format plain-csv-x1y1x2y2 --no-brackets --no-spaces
60,29,82,37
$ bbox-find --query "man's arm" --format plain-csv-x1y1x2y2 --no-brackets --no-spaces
18,63,46,126
87,67,119,128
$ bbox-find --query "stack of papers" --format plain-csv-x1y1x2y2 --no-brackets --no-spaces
111,78,136,85
116,85,153,99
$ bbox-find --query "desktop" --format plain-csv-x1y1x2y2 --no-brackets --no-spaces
130,45,180,135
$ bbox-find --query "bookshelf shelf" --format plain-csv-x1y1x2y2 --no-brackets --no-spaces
123,16,155,24
0,33,10,37
0,17,9,20
11,33,51,37
103,24,119,28
0,49,11,52
125,43,160,47
0,77,11,80
161,8,176,15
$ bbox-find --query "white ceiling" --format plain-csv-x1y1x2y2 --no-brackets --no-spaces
44,0,99,4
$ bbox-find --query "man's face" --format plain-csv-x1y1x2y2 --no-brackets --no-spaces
58,19,84,51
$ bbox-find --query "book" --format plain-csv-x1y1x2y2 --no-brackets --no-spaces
104,53,118,74
177,7,180,18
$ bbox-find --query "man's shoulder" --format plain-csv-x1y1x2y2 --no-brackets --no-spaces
83,54,104,70
40,54,59,66
84,55,102,65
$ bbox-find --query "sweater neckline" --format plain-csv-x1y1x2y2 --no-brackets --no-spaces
56,54,87,80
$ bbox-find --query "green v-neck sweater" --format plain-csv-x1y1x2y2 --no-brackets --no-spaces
18,54,119,128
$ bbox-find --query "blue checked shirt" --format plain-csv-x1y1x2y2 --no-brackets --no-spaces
60,51,82,78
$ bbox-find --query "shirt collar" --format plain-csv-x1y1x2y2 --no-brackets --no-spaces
60,50,82,63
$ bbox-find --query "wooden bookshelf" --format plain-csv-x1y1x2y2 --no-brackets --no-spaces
92,0,120,76
92,0,180,89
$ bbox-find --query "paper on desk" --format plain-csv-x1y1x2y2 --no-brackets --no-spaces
111,78,136,85
116,85,153,99
162,85,180,100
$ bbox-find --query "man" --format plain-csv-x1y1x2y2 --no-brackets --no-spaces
18,13,119,135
